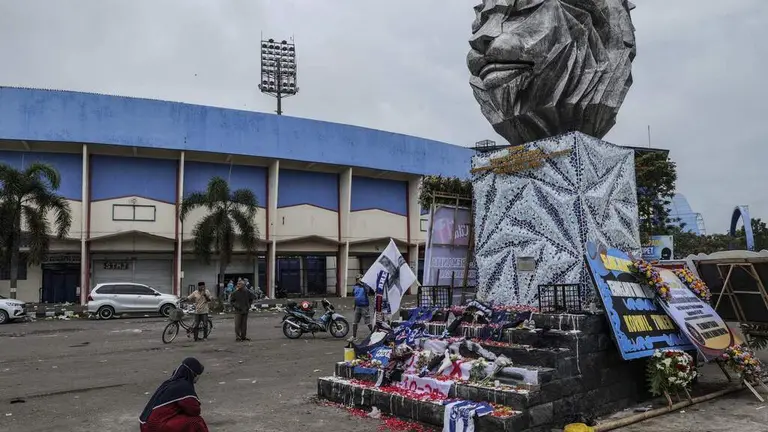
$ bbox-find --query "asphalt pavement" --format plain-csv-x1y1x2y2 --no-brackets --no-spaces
1,313,767,432
0,311,381,432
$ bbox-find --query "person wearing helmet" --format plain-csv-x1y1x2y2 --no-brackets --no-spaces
351,274,374,340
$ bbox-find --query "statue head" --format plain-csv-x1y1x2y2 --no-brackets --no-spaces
468,0,636,146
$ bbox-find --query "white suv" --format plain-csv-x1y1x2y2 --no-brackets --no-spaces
0,295,26,324
87,283,179,320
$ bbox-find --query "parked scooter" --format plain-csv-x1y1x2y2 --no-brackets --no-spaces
281,299,349,339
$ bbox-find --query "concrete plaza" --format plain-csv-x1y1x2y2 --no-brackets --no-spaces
0,312,766,431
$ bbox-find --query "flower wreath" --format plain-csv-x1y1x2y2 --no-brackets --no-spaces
646,349,697,397
721,344,763,383
673,267,711,302
631,259,672,302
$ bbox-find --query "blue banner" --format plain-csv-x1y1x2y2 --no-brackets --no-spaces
585,242,694,360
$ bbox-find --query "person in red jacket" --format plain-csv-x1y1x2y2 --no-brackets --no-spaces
139,357,209,432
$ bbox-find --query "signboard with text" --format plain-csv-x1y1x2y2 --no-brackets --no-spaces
423,205,477,286
657,268,734,361
642,235,674,261
585,242,694,360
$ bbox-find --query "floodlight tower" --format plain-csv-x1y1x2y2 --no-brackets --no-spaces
258,38,298,115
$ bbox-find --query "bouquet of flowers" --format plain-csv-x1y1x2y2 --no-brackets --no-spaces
673,268,711,302
469,358,489,382
414,350,433,370
632,259,672,302
349,353,383,369
646,349,697,396
722,344,763,383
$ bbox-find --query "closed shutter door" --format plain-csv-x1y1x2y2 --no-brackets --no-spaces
181,260,217,297
92,260,134,288
133,259,174,294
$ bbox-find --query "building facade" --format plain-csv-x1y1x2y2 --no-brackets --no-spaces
0,87,472,303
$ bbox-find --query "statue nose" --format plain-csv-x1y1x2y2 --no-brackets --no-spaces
469,33,494,54
486,33,526,62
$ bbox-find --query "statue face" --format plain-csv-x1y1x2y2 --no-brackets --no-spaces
468,0,636,146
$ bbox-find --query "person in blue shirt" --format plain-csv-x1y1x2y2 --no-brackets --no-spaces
351,274,374,340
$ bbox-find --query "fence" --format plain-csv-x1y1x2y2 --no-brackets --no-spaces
417,285,478,308
537,283,583,314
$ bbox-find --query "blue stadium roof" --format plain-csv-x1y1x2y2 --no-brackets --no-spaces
0,86,473,178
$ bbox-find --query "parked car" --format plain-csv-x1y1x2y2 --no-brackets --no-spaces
0,295,26,324
87,283,179,320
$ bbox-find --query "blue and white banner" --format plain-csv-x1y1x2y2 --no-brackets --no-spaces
361,239,417,316
442,400,494,432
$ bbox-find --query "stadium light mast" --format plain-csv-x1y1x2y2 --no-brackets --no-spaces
258,38,298,115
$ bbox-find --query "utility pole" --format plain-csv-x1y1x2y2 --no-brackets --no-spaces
647,125,652,148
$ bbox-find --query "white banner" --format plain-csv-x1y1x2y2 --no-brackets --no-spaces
361,239,417,315
397,374,453,397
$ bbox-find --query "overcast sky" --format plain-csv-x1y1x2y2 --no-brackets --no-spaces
0,0,765,234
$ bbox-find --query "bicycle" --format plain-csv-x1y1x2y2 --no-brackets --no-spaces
162,307,214,344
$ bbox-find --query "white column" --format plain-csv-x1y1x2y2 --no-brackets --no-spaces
407,177,422,295
175,151,185,297
338,167,352,296
79,144,89,305
267,160,279,298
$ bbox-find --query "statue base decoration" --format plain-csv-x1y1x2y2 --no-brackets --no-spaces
317,308,650,432
471,132,641,306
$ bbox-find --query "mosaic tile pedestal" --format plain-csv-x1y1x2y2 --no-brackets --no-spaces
472,132,641,306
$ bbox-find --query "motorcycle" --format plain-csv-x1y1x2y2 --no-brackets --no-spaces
281,298,350,339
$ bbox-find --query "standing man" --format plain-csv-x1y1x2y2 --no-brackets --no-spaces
351,274,374,340
186,282,212,342
230,280,256,342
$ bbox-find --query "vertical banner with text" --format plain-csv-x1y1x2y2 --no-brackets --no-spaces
423,205,477,286
585,242,694,360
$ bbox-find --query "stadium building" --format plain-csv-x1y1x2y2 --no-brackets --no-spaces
0,87,472,304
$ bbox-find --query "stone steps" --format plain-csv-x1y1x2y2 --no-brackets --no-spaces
322,310,650,431
479,343,574,373
317,377,535,431
334,362,540,411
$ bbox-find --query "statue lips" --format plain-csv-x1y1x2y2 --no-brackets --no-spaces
479,61,533,89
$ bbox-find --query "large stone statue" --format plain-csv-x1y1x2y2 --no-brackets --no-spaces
468,0,636,146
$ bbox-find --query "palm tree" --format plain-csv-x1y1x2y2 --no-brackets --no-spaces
0,163,73,299
180,176,260,294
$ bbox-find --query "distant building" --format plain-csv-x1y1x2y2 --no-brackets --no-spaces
666,194,705,235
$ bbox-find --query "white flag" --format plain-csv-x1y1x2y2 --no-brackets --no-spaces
361,239,417,315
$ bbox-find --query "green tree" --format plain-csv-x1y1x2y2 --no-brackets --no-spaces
179,176,260,291
735,218,768,251
635,152,678,243
0,163,73,299
418,175,473,209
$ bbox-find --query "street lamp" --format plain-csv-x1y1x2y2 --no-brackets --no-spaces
258,38,298,116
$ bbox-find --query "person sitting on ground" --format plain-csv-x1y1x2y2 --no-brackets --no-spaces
139,357,209,432
351,274,375,340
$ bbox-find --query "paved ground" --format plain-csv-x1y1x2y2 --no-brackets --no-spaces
0,311,382,432
1,312,767,432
